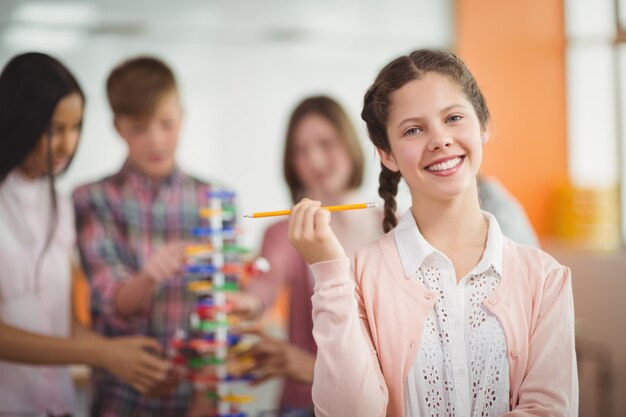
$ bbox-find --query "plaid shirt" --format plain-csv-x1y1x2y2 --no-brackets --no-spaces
73,161,233,416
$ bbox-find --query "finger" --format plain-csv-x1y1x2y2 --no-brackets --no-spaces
129,377,149,394
241,343,274,360
251,368,280,385
302,202,322,241
135,364,168,385
139,374,171,397
138,352,171,375
314,208,332,238
139,337,164,353
288,200,307,242
226,293,252,316
232,323,270,340
234,361,261,376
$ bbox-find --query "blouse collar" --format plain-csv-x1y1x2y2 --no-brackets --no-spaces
393,209,504,279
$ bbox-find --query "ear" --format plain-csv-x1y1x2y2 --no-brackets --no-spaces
377,147,400,173
480,125,491,145
113,116,131,145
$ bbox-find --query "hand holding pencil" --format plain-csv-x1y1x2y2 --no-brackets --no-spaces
285,199,348,265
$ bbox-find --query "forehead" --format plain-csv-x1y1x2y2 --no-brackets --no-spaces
51,92,83,121
293,113,339,142
388,72,468,120
120,93,180,123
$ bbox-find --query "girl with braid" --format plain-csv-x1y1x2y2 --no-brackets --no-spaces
288,49,577,417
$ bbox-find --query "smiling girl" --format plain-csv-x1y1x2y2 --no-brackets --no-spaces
288,50,577,417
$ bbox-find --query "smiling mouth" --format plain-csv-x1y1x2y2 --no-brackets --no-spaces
53,159,68,169
425,156,464,172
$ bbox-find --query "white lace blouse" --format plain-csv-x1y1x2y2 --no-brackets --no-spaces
394,211,510,417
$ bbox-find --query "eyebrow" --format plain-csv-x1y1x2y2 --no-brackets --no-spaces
395,104,466,128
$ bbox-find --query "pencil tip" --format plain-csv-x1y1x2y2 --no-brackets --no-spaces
243,214,251,218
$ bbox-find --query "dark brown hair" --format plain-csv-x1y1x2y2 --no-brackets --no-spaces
0,52,84,284
106,56,177,117
361,49,491,232
283,95,364,203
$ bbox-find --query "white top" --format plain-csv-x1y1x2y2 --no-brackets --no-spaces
394,210,510,417
0,170,76,415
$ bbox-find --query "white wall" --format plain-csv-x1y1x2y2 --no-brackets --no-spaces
0,0,453,248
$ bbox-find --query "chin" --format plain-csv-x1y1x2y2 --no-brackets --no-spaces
145,162,174,177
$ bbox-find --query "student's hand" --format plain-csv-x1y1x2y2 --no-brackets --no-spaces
288,198,346,264
142,241,190,283
98,336,172,394
144,368,181,398
232,326,314,385
226,291,264,320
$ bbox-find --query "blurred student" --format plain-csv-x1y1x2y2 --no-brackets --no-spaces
478,176,539,247
72,56,233,416
230,96,383,410
0,52,171,416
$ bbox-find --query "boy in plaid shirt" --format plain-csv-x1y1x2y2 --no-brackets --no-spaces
73,56,232,416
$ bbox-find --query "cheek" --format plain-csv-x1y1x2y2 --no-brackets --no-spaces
394,144,423,170
125,137,148,158
165,130,180,150
292,156,310,179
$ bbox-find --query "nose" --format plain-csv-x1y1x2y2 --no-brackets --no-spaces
307,146,327,169
427,127,453,151
145,126,165,149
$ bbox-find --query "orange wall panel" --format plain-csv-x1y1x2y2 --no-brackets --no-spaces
456,0,568,236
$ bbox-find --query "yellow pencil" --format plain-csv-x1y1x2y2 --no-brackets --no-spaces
244,202,376,218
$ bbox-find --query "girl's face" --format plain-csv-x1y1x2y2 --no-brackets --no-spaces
380,72,489,203
115,91,182,181
292,113,353,198
20,92,83,179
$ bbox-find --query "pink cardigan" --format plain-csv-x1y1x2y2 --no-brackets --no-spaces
309,233,578,417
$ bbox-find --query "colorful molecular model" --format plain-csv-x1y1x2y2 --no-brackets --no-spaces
168,190,256,417
170,190,314,417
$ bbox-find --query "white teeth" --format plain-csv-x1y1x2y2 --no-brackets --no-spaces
426,157,462,172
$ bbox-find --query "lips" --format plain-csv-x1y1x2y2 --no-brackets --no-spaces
53,158,69,170
148,155,165,163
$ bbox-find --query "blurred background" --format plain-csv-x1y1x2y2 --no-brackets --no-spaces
0,0,625,416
